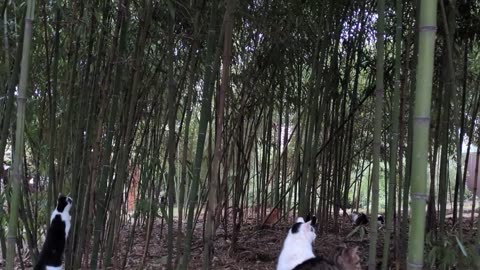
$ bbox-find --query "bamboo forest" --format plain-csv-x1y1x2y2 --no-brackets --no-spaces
1,0,480,269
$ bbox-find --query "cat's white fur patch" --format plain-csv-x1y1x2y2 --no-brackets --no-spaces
351,212,359,224
50,200,72,239
277,220,316,270
46,266,64,270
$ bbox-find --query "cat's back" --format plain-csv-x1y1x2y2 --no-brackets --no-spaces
292,256,339,270
35,215,67,269
49,215,67,241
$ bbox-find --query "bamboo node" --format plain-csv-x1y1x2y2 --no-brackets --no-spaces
410,192,428,201
407,261,423,269
413,116,430,123
419,25,437,32
375,89,384,96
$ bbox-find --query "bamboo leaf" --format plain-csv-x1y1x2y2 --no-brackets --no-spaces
454,235,468,257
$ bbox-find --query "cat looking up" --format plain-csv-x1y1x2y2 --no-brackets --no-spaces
277,215,317,270
34,194,73,270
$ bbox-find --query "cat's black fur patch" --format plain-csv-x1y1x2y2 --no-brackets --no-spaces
291,222,302,234
305,214,311,222
292,255,335,270
305,213,317,227
355,213,369,226
291,214,317,234
310,216,317,227
34,215,66,270
56,195,70,212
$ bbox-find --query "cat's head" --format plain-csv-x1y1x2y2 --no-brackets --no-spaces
290,215,316,243
377,214,385,224
56,194,73,213
354,213,368,226
335,246,361,270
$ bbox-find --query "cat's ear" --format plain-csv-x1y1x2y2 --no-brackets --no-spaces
348,246,359,256
343,246,359,263
311,216,317,226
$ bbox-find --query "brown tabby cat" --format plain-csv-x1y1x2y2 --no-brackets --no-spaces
292,246,361,270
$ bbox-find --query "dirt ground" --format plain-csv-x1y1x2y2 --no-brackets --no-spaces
10,211,478,270
114,215,376,270
113,211,479,270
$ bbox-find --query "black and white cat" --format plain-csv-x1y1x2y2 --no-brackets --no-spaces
351,211,384,226
34,194,73,270
277,215,317,270
351,212,368,226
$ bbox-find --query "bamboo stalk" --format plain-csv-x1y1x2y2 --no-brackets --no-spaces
5,0,35,269
406,0,438,268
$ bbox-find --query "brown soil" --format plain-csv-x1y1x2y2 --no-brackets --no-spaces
11,213,478,269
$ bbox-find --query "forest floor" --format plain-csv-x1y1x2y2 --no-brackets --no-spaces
114,214,369,270
113,210,478,270
11,209,478,270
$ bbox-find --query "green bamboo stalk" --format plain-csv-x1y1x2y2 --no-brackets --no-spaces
401,1,420,265
458,41,475,239
2,5,9,98
166,2,176,269
176,1,201,261
5,0,35,269
100,0,130,267
204,0,235,268
438,0,456,234
178,1,220,269
368,0,384,268
406,0,438,268
476,141,480,268
0,8,25,187
382,0,402,268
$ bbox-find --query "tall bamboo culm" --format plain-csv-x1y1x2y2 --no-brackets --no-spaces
368,0,384,268
382,0,402,268
5,0,36,269
406,0,438,269
179,1,220,268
